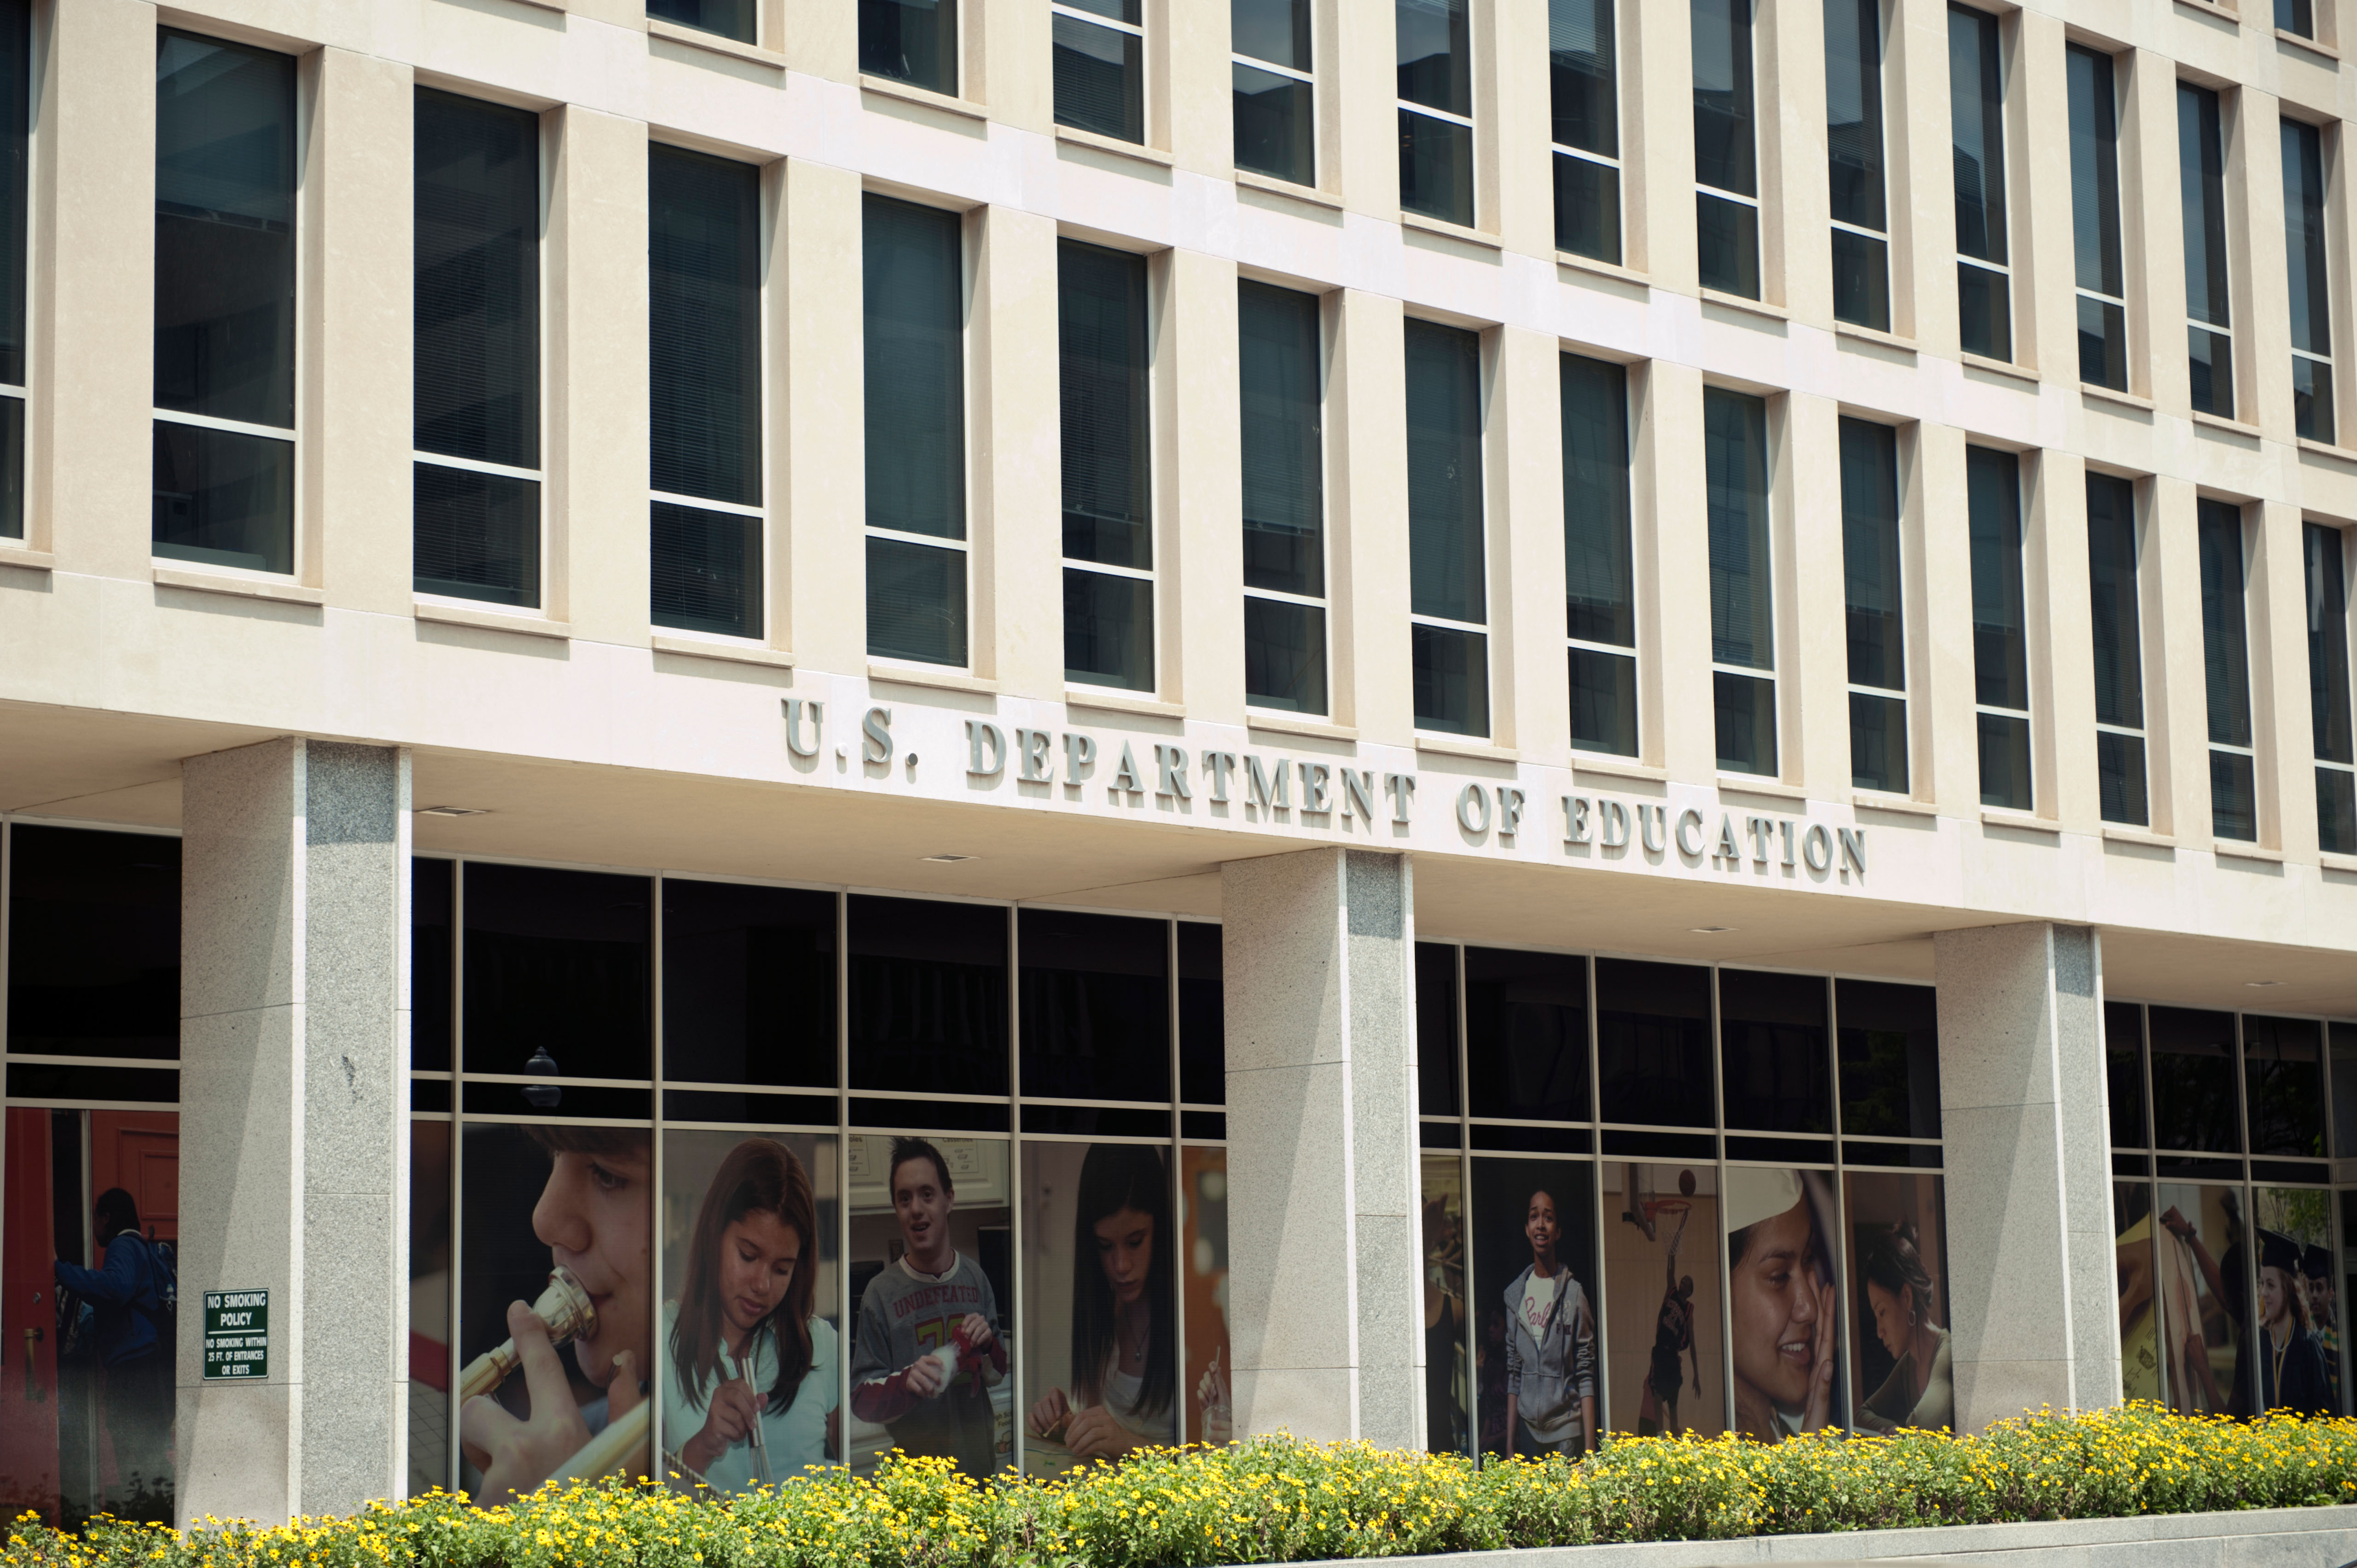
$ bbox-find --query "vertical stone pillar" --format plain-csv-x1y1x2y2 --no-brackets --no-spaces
1934,921,2117,1429
177,738,411,1522
1219,847,1420,1450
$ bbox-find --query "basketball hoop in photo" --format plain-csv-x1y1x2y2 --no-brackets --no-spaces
1619,1164,1697,1241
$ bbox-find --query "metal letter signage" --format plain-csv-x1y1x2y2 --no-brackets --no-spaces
203,1289,270,1380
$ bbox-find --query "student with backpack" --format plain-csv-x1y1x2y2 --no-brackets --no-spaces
54,1187,175,1522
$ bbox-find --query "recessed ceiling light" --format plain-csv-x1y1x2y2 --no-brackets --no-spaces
1689,926,1735,934
922,853,975,863
2246,979,2283,987
417,805,492,817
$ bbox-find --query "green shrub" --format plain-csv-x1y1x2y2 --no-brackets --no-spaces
7,1406,2354,1568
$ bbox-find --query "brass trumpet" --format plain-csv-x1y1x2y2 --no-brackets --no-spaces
456,1266,598,1402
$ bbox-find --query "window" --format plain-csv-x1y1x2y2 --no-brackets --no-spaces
1949,6,2009,361
2280,0,2316,41
1841,418,1905,793
1692,0,1758,298
862,0,957,94
2087,473,2148,827
1550,0,1620,265
649,146,762,641
1060,241,1153,693
155,31,296,576
1239,280,1326,714
1967,447,2031,810
1707,388,1774,775
0,0,25,541
2198,499,2257,843
1406,319,1487,736
1825,0,1887,330
2306,522,2355,853
863,195,967,668
1398,0,1474,226
1055,0,1144,145
650,0,753,43
414,91,541,608
2067,45,2126,391
2180,84,2233,419
1234,0,1313,186
2285,118,2334,444
1563,354,1635,756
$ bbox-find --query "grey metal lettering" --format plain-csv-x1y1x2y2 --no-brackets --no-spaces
1674,807,1706,857
1746,815,1773,863
1203,750,1238,803
1497,787,1526,837
1840,827,1867,875
1300,761,1333,814
1602,798,1632,849
1456,783,1492,835
862,706,893,765
966,720,1006,777
1713,814,1741,861
1803,823,1833,872
1341,767,1377,822
1565,794,1593,845
1780,819,1795,868
1063,732,1098,784
1638,802,1665,853
1247,754,1292,812
1019,729,1055,782
1384,772,1417,823
1156,744,1193,798
782,698,824,758
1112,741,1145,794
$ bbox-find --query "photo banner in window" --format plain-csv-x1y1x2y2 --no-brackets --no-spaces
410,1120,453,1496
1843,1171,1949,1432
1469,1157,1598,1458
1722,1166,1843,1441
1419,1153,1469,1454
1,1107,180,1527
2153,1181,2248,1416
1020,1141,1177,1473
1180,1146,1234,1446
2115,1182,2165,1405
659,1131,842,1492
1602,1161,1724,1438
457,1122,654,1504
2252,1186,2340,1415
845,1134,1011,1479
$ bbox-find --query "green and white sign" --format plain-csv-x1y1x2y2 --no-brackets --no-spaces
202,1290,269,1380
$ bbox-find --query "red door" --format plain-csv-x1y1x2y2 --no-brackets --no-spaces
0,1108,62,1521
89,1114,178,1249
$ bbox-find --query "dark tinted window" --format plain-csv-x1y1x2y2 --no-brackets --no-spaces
2242,1014,2324,1158
7,828,180,1061
463,864,651,1082
1019,908,1168,1103
1836,978,1939,1139
2103,1000,2145,1149
2147,1005,2240,1153
1719,969,1829,1133
414,856,454,1074
663,879,836,1090
1416,941,1460,1117
1596,958,1713,1128
1463,947,1587,1122
848,895,1007,1096
1177,921,1225,1105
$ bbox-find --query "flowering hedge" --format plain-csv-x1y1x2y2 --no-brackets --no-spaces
8,1405,2357,1568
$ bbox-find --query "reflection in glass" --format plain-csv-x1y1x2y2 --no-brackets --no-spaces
2181,84,2232,417
1419,1153,1470,1452
848,897,1008,1097
1550,0,1619,263
1406,320,1485,625
1825,0,1885,328
2115,1182,2166,1403
2105,1000,2147,1151
6,828,181,1062
1596,959,1713,1128
1836,979,1940,1141
2148,1007,2241,1155
1062,568,1154,692
1719,970,1829,1134
2067,45,2126,391
861,0,957,94
1054,11,1144,143
1018,909,1169,1104
463,863,651,1082
866,535,967,667
153,423,295,576
650,144,762,509
2243,1016,2325,1159
663,879,837,1090
1417,941,1461,1117
415,463,539,608
1842,417,1905,792
2154,1183,2248,1415
1464,947,1588,1124
1234,63,1313,185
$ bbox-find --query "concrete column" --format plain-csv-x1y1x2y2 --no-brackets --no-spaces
1220,847,1420,1450
177,739,411,1523
1934,921,2118,1430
